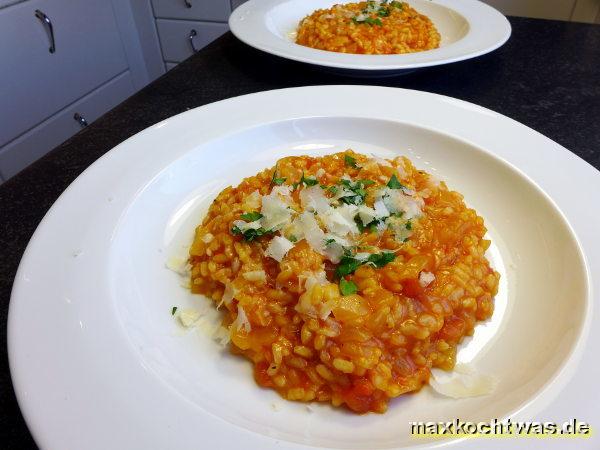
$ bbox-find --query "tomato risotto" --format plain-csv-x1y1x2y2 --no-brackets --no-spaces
296,1,441,55
189,151,499,413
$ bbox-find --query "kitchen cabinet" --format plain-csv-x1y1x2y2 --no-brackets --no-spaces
0,0,141,182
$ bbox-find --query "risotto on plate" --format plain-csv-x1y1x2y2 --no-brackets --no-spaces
296,1,441,55
188,150,499,413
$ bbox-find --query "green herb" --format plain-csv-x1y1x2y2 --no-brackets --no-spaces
391,211,404,218
366,17,383,26
324,238,336,245
360,179,376,186
231,225,273,242
405,220,412,230
390,1,404,9
337,179,372,205
335,251,396,278
271,166,286,186
387,174,405,189
344,154,359,169
171,306,178,315
366,251,396,268
354,216,366,233
288,235,298,243
339,278,358,296
327,185,339,195
294,172,318,190
335,256,364,278
355,215,383,234
377,7,391,17
240,211,263,222
352,16,383,26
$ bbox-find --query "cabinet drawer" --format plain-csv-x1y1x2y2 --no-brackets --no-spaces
156,19,228,62
152,0,230,22
0,0,128,148
0,71,134,181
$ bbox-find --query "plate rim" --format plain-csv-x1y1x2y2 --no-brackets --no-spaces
8,86,599,450
229,0,512,71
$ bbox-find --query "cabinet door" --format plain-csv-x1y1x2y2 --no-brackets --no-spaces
0,72,134,181
156,19,228,62
152,0,230,22
0,0,128,148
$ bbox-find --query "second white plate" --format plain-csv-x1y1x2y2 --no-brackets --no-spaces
229,0,511,74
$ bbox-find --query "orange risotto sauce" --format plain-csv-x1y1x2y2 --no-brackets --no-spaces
189,151,499,413
296,1,440,55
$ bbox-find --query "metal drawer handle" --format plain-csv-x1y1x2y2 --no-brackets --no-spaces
184,0,192,8
73,113,88,128
189,29,198,53
34,9,55,54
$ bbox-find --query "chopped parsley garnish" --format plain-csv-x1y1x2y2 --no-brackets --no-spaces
387,174,405,189
327,185,339,195
171,306,178,315
339,278,358,296
377,7,391,17
336,256,365,278
352,16,383,26
240,211,263,222
366,251,396,268
324,238,336,245
293,172,318,190
335,251,396,278
405,220,412,230
337,179,374,205
271,166,286,186
344,154,359,169
231,225,273,242
390,1,404,9
288,235,298,243
355,215,383,233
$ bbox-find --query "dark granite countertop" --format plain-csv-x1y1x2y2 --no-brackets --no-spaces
1,16,599,449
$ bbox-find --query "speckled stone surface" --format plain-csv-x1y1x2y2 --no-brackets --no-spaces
1,17,599,449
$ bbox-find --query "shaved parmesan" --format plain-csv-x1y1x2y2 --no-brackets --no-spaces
213,326,231,347
271,185,292,197
265,236,294,262
242,270,267,283
260,190,292,231
178,309,200,327
322,204,359,236
300,270,328,291
381,188,423,219
300,185,330,215
232,305,251,332
298,211,327,253
232,219,262,232
322,235,349,263
296,271,333,319
219,282,237,308
357,205,377,226
419,271,435,287
430,364,498,398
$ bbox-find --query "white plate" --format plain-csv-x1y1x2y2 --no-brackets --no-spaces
8,86,599,450
229,0,511,74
